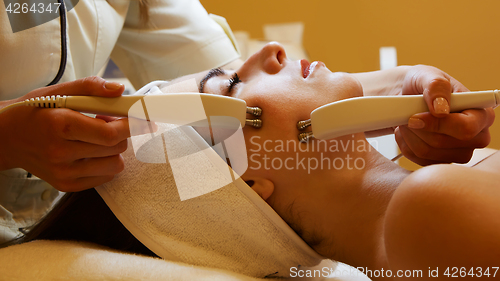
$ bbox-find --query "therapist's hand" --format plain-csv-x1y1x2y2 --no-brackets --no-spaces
0,76,137,192
395,65,495,165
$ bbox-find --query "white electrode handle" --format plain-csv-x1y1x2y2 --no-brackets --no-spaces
64,95,143,117
311,90,499,140
0,78,250,129
0,92,248,128
64,94,247,128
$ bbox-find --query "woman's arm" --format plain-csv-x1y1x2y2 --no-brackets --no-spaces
352,66,411,97
384,162,500,275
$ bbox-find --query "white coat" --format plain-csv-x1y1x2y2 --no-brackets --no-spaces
0,0,239,242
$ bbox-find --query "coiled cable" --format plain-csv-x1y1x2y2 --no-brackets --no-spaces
0,95,67,115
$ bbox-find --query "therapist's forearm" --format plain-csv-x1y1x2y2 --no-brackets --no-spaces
353,66,411,97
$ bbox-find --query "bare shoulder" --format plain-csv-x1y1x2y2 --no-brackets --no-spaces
383,162,500,272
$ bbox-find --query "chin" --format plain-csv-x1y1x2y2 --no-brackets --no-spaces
340,73,364,99
323,72,364,101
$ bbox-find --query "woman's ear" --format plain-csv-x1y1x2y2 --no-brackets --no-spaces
244,178,274,201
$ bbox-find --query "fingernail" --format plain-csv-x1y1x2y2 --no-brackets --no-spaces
408,117,425,129
104,81,123,91
433,97,449,114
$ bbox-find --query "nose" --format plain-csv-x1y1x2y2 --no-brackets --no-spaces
259,42,287,74
240,42,287,76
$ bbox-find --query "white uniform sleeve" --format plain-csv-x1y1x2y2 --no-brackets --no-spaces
110,0,240,89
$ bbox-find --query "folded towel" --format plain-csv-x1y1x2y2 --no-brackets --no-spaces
96,121,331,278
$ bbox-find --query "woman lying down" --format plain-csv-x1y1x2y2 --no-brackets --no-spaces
8,43,499,279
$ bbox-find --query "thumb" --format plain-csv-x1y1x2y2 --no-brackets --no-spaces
23,76,124,100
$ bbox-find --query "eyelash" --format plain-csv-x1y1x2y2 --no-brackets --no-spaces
228,73,242,93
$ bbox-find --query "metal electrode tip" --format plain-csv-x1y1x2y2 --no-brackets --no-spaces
246,106,262,116
298,132,314,143
246,119,262,128
297,119,311,130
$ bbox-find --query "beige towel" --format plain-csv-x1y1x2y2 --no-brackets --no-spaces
96,122,331,278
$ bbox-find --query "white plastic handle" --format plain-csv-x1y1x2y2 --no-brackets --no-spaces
311,90,499,140
64,93,247,128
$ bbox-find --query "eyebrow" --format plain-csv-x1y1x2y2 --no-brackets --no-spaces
199,68,226,93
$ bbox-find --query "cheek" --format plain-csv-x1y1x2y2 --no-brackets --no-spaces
242,74,363,129
239,73,363,173
242,86,317,134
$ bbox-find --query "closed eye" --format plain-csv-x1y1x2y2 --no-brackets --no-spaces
199,67,225,93
227,73,242,96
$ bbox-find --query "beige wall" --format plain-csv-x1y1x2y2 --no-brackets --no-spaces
202,0,500,155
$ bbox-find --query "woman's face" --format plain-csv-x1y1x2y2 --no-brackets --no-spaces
201,42,363,125
200,42,364,178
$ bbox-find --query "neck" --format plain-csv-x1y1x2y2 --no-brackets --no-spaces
312,146,410,271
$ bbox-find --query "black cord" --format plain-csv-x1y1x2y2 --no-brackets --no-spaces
46,0,67,86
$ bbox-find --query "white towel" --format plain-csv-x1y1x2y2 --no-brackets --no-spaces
96,122,332,278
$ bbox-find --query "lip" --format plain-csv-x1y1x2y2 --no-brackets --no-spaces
301,60,324,79
301,59,311,78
